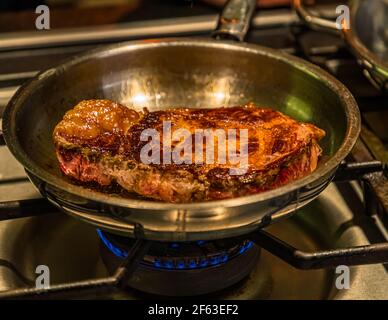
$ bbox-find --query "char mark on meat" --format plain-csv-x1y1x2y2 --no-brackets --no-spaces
53,99,325,203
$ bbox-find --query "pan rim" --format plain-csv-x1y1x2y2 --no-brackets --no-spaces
2,37,361,211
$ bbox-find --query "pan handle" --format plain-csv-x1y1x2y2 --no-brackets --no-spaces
212,0,256,42
293,0,340,34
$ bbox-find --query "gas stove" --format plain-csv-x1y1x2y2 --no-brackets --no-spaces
0,2,387,300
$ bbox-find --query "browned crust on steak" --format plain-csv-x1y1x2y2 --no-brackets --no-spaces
53,99,325,202
54,99,140,155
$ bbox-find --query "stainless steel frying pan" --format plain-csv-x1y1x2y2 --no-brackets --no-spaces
294,0,388,91
2,0,360,241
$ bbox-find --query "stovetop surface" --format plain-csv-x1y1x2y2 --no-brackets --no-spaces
0,184,387,299
0,3,387,299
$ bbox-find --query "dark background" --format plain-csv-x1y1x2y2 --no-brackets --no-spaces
0,0,326,32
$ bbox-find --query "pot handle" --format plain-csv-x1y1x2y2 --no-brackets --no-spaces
212,0,256,42
293,0,340,34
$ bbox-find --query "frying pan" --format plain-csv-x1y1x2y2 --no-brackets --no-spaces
293,0,388,91
2,0,360,241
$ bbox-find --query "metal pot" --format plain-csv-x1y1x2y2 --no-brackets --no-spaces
293,0,388,91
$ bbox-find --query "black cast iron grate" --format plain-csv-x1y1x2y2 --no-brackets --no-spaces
0,160,386,299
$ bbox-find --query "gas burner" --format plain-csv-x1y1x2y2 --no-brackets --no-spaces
98,229,260,296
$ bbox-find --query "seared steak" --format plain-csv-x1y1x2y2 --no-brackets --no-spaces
53,99,325,202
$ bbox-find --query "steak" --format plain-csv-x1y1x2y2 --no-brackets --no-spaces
53,99,325,202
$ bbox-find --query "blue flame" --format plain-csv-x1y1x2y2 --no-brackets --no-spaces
97,229,128,259
97,229,253,270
